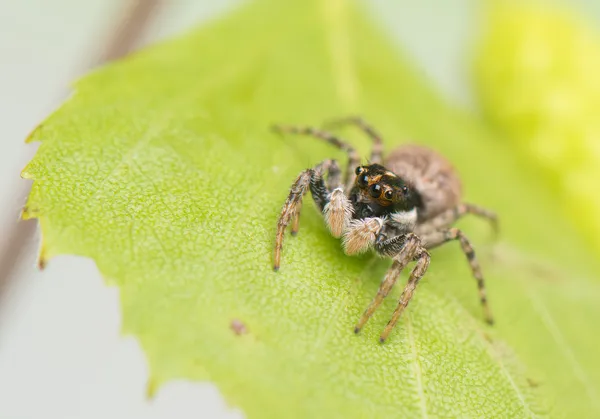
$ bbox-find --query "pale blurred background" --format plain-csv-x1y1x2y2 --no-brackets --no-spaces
1,1,599,418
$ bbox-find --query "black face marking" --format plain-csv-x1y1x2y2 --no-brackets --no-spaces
352,164,422,216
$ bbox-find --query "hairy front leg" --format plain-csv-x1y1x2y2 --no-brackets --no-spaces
273,160,335,271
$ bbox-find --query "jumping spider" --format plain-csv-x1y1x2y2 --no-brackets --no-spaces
272,117,497,343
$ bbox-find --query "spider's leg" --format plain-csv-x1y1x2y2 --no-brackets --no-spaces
325,159,342,190
274,160,342,269
323,116,384,164
294,159,343,236
462,203,499,236
292,160,341,237
290,201,302,236
416,203,498,236
354,233,421,334
420,227,493,325
380,248,430,342
274,170,311,271
272,125,360,191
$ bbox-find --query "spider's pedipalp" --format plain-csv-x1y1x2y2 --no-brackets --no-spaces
324,188,353,238
342,217,384,255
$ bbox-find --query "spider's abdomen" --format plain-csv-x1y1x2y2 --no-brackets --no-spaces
384,144,462,221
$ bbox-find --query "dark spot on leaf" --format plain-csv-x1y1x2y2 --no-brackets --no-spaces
230,319,248,335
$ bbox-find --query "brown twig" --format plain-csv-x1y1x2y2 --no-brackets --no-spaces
0,0,164,300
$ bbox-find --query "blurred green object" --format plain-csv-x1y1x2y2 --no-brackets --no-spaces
473,2,600,256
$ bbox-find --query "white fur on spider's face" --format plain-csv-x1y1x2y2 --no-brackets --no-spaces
342,217,384,255
389,208,418,233
324,188,354,238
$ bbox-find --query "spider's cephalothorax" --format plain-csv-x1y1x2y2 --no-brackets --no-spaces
272,117,498,342
349,163,422,219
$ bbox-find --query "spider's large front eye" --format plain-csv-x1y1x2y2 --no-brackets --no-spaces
357,174,369,187
355,166,364,176
369,183,382,198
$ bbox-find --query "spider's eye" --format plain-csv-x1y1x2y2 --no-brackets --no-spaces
369,183,382,198
357,174,369,187
355,166,363,176
384,190,393,200
402,185,409,194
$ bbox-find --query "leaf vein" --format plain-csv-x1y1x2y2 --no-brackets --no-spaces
407,314,429,419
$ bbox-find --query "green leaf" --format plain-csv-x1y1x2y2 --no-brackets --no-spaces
22,0,600,417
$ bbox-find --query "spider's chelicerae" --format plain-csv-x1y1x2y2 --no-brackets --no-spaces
272,117,498,342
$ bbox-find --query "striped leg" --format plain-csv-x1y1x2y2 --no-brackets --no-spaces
272,125,360,191
380,249,431,342
354,233,421,335
415,203,498,236
290,201,302,236
290,159,342,237
420,227,494,325
462,203,498,235
273,160,336,271
323,116,384,164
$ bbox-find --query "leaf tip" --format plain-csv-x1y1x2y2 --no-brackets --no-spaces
25,123,43,144
36,236,48,271
20,206,30,220
146,377,158,399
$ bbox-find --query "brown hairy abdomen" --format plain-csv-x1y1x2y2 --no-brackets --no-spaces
384,144,462,220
